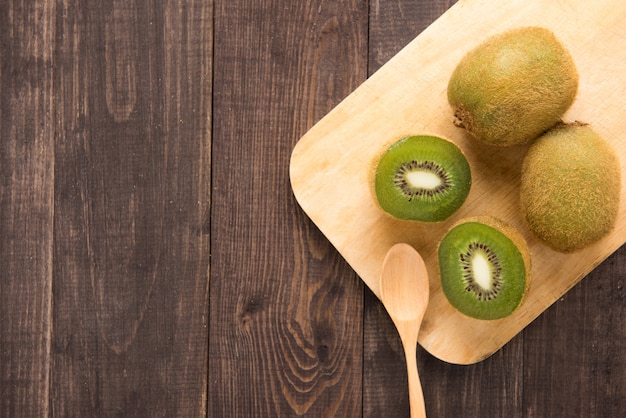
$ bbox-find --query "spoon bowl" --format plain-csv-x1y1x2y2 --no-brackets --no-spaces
379,243,430,418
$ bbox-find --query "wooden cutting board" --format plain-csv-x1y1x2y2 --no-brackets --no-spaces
290,0,626,364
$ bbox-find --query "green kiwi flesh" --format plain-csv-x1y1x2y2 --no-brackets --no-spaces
438,217,530,320
374,135,471,222
520,123,621,252
447,26,578,146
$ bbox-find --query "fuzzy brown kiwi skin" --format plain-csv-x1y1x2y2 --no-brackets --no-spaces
448,26,579,147
520,122,621,252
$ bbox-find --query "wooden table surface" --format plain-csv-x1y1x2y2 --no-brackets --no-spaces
1,1,623,417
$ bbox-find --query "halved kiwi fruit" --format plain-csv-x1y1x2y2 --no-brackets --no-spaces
438,216,530,320
448,26,579,146
374,135,471,222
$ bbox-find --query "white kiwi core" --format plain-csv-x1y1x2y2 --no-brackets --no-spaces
405,170,442,191
471,253,492,290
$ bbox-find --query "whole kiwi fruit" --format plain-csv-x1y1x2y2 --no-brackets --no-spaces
447,26,579,146
374,135,471,222
438,216,530,320
520,123,621,252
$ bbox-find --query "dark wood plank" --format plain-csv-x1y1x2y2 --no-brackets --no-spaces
51,0,211,415
365,296,523,417
523,245,626,417
208,1,368,416
0,1,55,416
368,0,459,71
1,0,622,416
365,1,520,417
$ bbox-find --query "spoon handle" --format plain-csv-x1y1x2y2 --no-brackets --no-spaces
403,331,426,418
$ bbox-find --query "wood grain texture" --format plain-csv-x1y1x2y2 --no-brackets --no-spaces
290,0,626,365
522,245,626,418
208,1,367,416
0,1,623,417
0,1,55,416
52,0,211,416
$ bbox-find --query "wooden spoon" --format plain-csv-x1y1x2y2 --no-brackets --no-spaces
379,243,430,418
